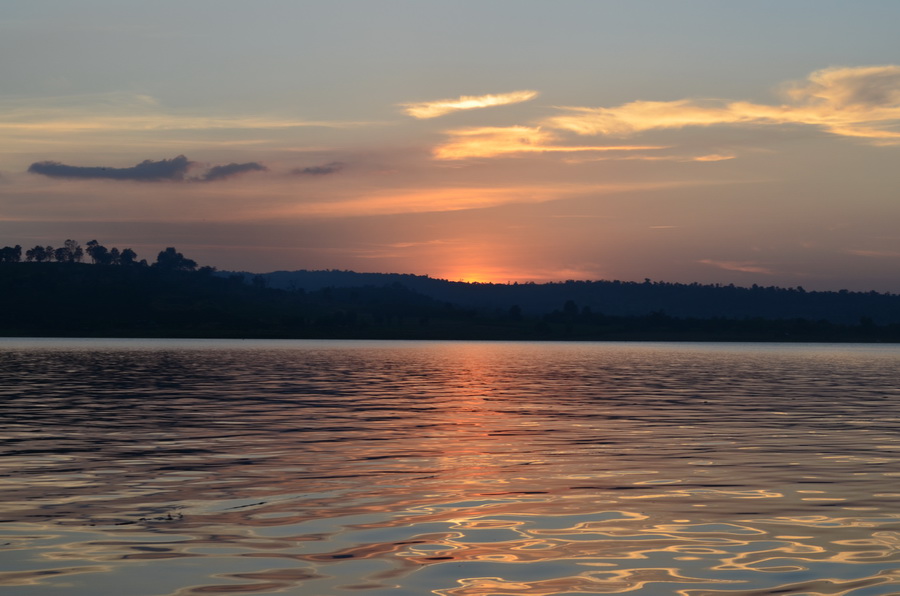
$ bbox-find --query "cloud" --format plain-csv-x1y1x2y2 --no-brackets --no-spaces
616,152,736,162
698,259,775,275
433,126,667,160
0,93,382,160
384,239,453,249
27,155,268,183
291,161,345,176
28,155,192,181
787,65,900,109
401,90,538,119
562,152,736,164
693,153,736,162
5,114,366,134
0,93,379,134
200,162,267,182
263,179,708,218
846,249,900,258
546,100,748,136
544,65,900,143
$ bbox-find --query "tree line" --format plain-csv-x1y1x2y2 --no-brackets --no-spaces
0,239,200,271
1,241,899,341
3,237,900,341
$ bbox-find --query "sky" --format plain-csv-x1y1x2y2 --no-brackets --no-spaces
2,1,900,291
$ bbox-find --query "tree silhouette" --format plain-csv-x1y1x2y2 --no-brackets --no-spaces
119,248,138,266
51,239,84,263
86,240,112,265
25,245,52,262
154,247,197,271
0,245,22,263
64,239,83,262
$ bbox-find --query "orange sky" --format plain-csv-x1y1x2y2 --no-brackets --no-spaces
2,2,900,291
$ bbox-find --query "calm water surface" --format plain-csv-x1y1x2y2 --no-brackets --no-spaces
1,339,899,595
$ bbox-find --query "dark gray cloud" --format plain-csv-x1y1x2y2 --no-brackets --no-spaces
291,161,345,176
199,162,267,182
28,155,192,181
27,155,269,183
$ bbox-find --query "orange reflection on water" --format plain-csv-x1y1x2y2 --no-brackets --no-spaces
3,341,900,595
413,343,542,487
431,566,731,596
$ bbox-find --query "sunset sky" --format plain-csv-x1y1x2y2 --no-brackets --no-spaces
3,1,900,291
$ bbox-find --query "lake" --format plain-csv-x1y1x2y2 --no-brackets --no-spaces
1,339,899,595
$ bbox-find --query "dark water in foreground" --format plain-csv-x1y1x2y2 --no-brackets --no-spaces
1,339,899,596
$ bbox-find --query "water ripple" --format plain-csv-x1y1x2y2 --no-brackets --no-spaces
1,339,899,594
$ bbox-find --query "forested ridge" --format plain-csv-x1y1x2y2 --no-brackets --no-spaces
244,270,900,326
2,239,899,341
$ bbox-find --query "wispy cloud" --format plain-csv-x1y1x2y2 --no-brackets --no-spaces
199,162,267,182
693,153,736,162
253,180,701,219
698,259,775,275
847,249,900,258
401,90,538,119
0,93,376,135
4,115,372,133
433,126,667,160
618,152,736,162
383,239,454,249
291,162,346,176
563,152,735,164
544,66,900,143
353,238,456,258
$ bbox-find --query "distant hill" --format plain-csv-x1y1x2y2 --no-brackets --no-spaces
226,269,900,325
2,262,898,341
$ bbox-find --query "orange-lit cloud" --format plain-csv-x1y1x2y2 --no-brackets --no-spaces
8,169,709,225
401,90,538,119
545,66,900,143
693,153,737,162
547,99,751,136
433,126,667,160
283,181,678,218
616,152,736,162
563,152,735,164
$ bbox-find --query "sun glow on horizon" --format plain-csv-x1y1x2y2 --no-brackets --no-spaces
434,264,607,285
